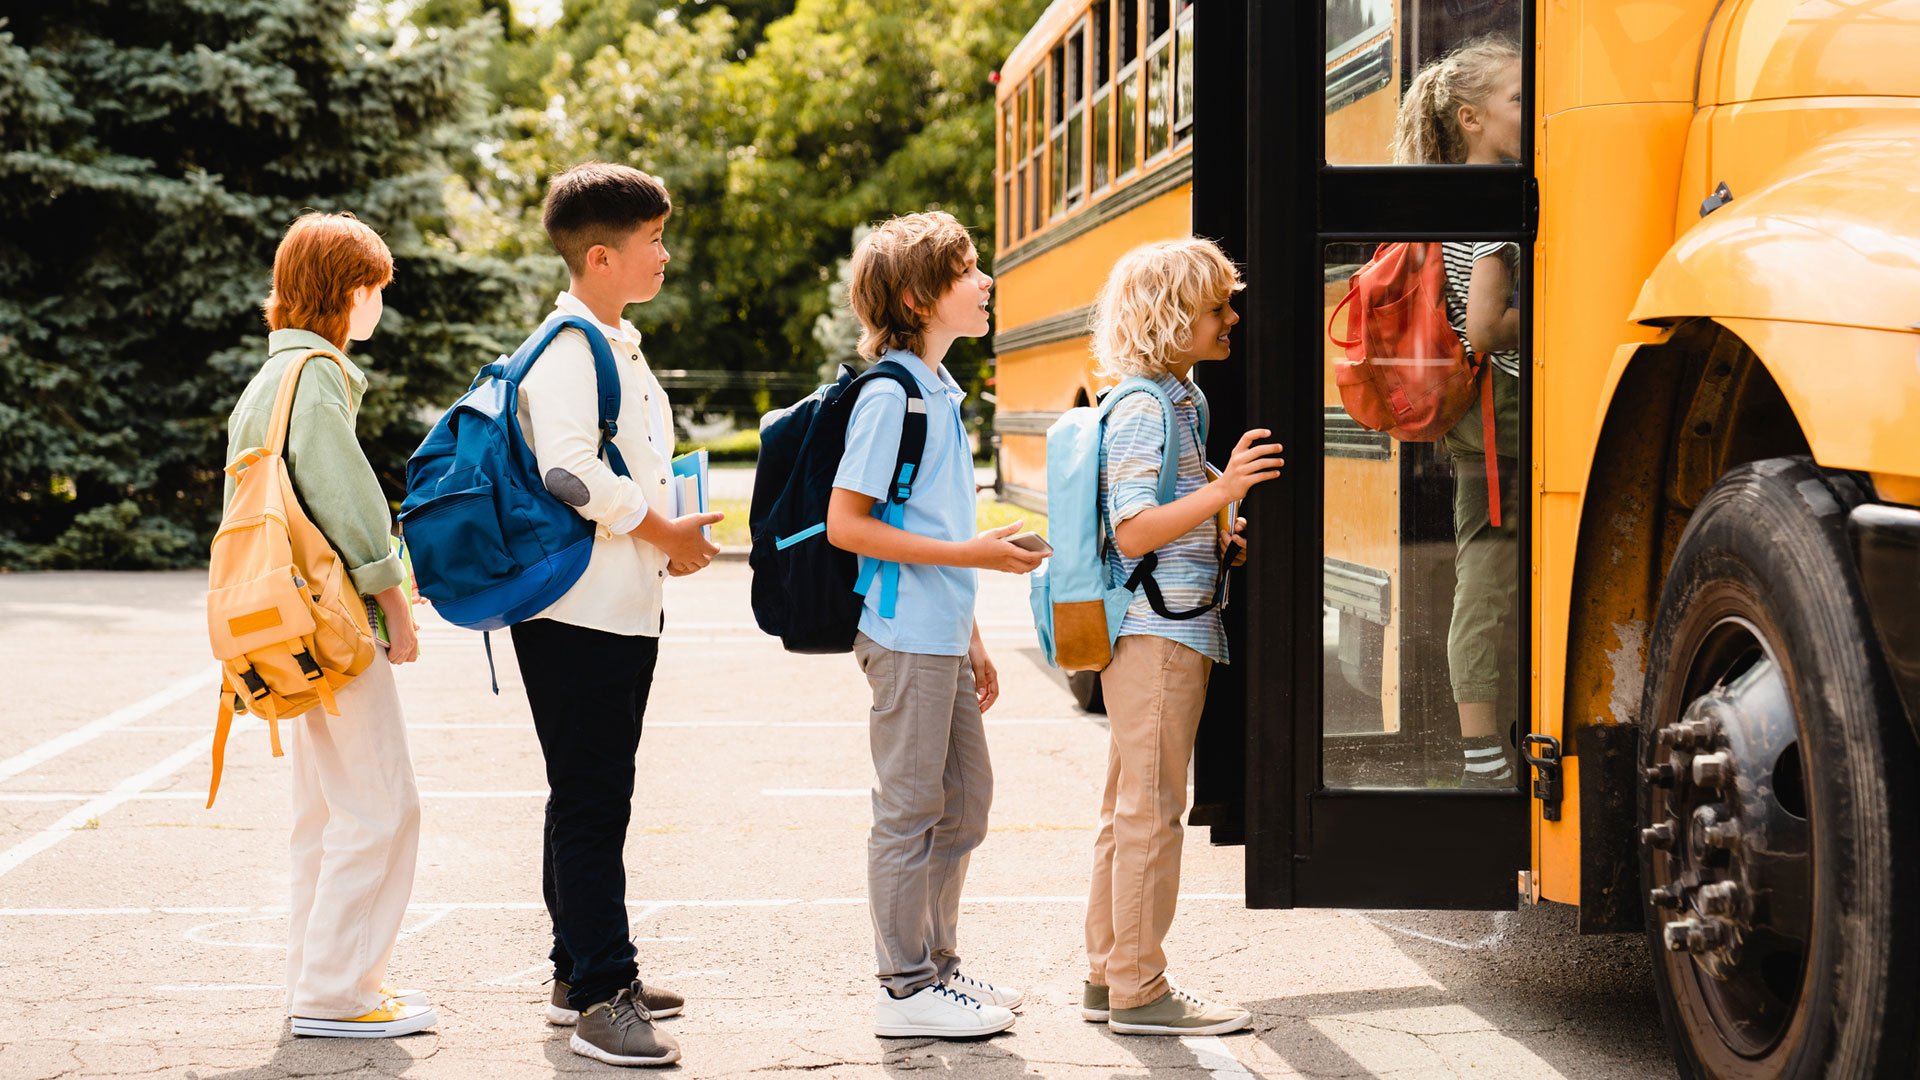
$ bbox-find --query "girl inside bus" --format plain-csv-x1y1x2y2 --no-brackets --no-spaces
1390,36,1525,789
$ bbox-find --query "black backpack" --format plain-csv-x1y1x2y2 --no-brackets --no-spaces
749,359,926,654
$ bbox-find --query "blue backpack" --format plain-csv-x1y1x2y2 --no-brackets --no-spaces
1029,377,1230,671
399,315,628,634
748,359,925,654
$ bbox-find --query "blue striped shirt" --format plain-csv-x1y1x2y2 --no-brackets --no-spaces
1101,372,1229,663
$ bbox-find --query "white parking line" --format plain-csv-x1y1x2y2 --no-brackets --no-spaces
120,718,1085,733
0,671,212,784
1182,1035,1259,1078
0,731,213,879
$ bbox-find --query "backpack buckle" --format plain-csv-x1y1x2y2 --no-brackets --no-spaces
293,650,323,682
601,419,619,439
238,666,270,701
894,484,912,503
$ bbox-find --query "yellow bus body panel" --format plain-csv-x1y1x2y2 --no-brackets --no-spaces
994,181,1193,330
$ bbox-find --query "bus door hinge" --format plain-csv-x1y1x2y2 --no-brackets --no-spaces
1522,733,1563,821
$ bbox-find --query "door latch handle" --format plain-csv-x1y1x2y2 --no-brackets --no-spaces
1521,733,1564,821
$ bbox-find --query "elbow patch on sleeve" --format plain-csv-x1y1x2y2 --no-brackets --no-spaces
544,468,591,507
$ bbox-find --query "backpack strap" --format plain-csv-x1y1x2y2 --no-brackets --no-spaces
264,349,355,456
499,315,632,478
1481,366,1502,529
848,359,928,620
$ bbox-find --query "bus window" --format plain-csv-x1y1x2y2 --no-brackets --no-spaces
1029,69,1046,233
1091,1,1112,194
1321,241,1524,790
1326,0,1521,165
1145,0,1172,158
1001,99,1015,247
1065,22,1088,210
1117,0,1140,179
1015,82,1031,241
1173,0,1193,139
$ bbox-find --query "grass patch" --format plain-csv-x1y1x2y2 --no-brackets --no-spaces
707,495,1047,549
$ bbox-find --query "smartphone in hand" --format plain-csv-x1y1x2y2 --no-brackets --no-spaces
1008,531,1053,555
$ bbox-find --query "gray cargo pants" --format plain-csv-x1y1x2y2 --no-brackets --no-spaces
853,632,994,998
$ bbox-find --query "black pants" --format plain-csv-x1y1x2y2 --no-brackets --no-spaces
511,618,659,1011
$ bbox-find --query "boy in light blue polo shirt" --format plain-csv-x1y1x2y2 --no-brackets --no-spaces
823,212,1044,1040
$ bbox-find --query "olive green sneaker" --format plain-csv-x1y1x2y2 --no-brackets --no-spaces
570,983,681,1067
1081,982,1109,1022
1108,986,1251,1036
548,978,685,1025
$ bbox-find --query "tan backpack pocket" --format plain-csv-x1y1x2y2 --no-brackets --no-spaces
207,566,318,661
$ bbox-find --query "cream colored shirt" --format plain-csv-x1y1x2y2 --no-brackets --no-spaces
515,293,676,636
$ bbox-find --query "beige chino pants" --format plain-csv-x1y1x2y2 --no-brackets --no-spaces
285,650,422,1019
1086,634,1213,1010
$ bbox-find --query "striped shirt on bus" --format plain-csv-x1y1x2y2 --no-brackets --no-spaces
1100,372,1229,664
1440,241,1522,378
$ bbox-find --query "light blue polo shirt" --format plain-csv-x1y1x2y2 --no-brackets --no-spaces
832,350,978,656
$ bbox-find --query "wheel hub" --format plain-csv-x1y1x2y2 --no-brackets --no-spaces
1641,619,1812,1056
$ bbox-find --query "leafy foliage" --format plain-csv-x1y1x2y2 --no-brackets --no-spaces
0,1,534,568
0,0,1047,568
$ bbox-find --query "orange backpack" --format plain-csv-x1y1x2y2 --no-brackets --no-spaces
204,350,377,807
1328,242,1502,526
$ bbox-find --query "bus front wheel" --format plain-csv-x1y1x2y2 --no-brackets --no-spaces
1637,457,1918,1078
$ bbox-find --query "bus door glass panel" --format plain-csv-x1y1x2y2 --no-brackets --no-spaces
1318,0,1525,791
1325,0,1522,165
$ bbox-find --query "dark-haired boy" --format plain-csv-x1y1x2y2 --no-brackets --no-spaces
514,161,722,1069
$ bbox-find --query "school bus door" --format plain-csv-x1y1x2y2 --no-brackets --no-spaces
1190,0,1532,909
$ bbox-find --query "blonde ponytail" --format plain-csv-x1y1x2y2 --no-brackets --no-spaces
1389,36,1520,165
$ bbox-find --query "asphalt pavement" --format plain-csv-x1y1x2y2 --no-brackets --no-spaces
0,566,1671,1078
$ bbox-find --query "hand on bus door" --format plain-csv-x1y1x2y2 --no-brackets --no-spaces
1217,429,1285,500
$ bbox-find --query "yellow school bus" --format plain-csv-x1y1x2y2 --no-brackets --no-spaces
990,0,1194,506
999,0,1920,1074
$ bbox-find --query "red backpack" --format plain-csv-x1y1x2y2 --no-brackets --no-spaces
1328,242,1502,526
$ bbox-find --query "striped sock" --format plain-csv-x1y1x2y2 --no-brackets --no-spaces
1462,736,1513,780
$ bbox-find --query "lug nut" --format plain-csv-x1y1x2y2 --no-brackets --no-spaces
1664,919,1698,951
1641,822,1677,849
1693,752,1733,788
1649,885,1684,909
1703,821,1741,850
1644,762,1677,787
1688,919,1730,951
1699,881,1745,916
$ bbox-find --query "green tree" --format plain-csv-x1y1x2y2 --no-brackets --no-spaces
0,1,528,569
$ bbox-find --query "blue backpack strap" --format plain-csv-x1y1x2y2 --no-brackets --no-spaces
1098,377,1181,508
500,315,631,478
849,359,928,620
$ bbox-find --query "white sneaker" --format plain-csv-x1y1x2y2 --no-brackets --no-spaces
291,997,438,1039
873,983,1016,1038
948,968,1024,1010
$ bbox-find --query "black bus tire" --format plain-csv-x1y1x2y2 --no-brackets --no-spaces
1637,456,1919,1078
1068,669,1105,713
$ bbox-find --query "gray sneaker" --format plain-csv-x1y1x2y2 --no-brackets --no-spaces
1108,986,1251,1036
548,978,685,1025
1081,982,1110,1022
569,984,682,1067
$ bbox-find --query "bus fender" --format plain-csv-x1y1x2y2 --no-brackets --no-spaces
1629,119,1920,337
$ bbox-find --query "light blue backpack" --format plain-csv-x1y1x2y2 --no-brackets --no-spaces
1029,377,1224,671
